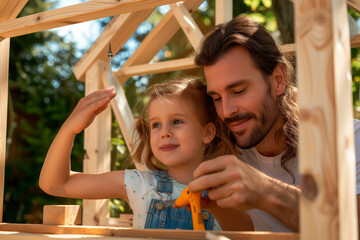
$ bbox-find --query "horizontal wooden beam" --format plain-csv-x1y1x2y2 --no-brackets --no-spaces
0,0,182,40
350,34,360,48
112,31,360,79
0,223,299,240
73,9,153,81
279,43,296,55
115,57,196,77
278,33,360,56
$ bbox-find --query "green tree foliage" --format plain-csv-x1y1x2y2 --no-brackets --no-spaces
5,0,84,223
350,9,360,118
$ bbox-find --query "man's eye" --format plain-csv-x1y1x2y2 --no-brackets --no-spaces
173,119,183,125
152,123,160,128
213,97,221,102
234,88,246,95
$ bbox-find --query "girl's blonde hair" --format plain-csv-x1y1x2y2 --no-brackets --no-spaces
132,78,237,170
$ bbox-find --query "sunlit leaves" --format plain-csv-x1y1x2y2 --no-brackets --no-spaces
244,0,272,11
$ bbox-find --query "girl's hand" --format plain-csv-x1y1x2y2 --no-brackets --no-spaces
63,87,116,134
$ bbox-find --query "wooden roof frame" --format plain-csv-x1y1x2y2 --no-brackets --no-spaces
0,0,359,239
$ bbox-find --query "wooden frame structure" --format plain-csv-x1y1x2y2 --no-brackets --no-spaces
0,0,358,239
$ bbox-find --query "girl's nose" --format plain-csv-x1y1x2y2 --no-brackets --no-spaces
161,128,172,138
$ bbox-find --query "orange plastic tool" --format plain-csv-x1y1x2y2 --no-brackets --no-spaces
174,186,205,230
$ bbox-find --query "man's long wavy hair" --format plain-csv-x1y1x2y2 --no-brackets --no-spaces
195,15,298,181
132,78,238,170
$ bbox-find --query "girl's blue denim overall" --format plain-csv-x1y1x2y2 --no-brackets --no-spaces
144,171,215,230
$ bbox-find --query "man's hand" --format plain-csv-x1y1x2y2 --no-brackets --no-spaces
188,155,300,231
189,155,270,210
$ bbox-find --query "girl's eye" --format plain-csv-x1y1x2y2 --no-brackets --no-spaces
152,122,160,129
173,119,183,125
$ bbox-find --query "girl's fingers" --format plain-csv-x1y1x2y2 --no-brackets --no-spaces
77,88,115,113
86,88,115,104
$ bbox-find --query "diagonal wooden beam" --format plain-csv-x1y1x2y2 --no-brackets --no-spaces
0,0,182,41
170,2,203,51
100,63,144,171
348,0,360,14
73,9,153,81
0,0,28,22
115,0,204,85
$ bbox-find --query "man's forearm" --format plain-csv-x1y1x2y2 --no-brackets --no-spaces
261,177,301,231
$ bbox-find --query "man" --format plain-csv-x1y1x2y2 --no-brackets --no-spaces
188,15,360,232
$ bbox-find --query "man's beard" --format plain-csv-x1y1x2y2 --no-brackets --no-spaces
224,94,280,149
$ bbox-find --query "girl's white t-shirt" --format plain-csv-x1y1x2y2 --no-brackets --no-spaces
123,169,221,230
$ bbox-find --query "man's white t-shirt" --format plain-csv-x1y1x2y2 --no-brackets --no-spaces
239,119,360,232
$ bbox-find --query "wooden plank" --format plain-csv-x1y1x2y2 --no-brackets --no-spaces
0,223,299,240
116,0,204,85
350,34,360,48
98,60,144,170
279,43,296,55
278,34,360,56
106,215,133,228
0,231,150,240
169,2,203,51
215,0,232,25
43,205,81,225
295,0,357,240
115,57,196,77
73,9,153,81
0,0,27,22
0,0,27,224
348,0,360,14
0,0,183,40
83,61,111,226
0,38,9,223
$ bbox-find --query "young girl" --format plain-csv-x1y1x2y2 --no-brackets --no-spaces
39,78,253,230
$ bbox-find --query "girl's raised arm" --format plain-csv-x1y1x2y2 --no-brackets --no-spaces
39,87,127,201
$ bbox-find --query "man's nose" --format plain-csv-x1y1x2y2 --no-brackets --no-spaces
222,97,238,118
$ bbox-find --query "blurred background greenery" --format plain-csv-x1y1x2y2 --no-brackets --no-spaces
3,0,360,223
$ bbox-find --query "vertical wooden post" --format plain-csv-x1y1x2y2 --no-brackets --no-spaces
215,0,232,25
0,0,28,223
295,0,358,239
0,38,10,222
83,61,111,226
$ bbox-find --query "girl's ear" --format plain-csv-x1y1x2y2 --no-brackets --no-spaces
203,122,216,144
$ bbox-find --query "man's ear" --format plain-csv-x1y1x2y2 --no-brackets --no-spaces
203,122,216,144
271,64,286,97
